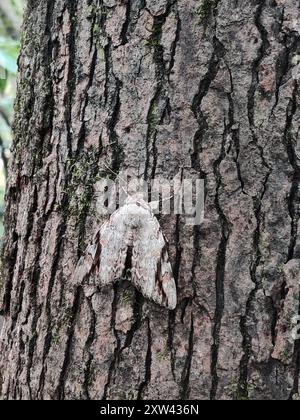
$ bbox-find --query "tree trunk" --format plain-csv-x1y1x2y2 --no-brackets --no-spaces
0,0,300,401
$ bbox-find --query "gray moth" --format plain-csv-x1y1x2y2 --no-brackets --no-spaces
73,195,177,310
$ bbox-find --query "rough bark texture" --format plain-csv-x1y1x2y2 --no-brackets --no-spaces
0,0,300,400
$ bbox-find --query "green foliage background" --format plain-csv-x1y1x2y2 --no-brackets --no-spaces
0,0,23,237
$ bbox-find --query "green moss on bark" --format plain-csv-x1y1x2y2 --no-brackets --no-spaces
197,0,219,23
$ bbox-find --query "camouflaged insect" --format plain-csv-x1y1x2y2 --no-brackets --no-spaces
73,194,177,310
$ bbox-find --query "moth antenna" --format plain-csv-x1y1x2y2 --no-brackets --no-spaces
121,185,130,198
103,162,128,186
102,162,133,202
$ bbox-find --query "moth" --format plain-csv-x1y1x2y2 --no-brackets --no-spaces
73,194,177,310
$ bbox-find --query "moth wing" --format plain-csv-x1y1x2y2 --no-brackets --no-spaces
73,211,128,286
131,214,177,310
98,212,129,284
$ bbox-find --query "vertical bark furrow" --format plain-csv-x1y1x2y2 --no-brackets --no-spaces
191,37,225,172
226,65,245,193
168,10,181,77
180,314,194,399
137,318,152,400
120,0,131,46
76,48,98,155
144,1,176,181
106,62,124,173
247,0,269,131
66,0,79,158
284,86,300,261
54,286,83,399
210,131,231,400
103,285,122,400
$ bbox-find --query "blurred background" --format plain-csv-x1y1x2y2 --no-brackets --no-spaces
0,0,23,239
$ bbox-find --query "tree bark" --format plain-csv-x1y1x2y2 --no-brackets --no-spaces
0,0,300,400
